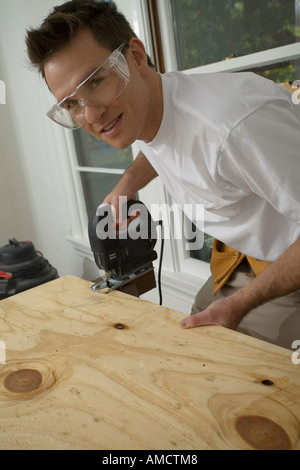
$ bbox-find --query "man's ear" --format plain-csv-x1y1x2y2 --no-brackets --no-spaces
127,38,148,75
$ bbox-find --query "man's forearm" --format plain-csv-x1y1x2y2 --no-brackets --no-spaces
102,152,158,221
230,236,300,317
180,237,300,330
108,151,158,200
127,152,158,191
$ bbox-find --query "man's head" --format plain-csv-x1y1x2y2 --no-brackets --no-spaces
26,0,153,79
26,0,162,148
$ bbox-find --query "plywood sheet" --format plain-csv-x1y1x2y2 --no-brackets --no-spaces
0,276,299,450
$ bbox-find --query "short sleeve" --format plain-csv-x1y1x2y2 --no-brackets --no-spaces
217,101,300,224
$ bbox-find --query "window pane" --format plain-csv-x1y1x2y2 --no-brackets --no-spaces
80,172,122,215
249,58,300,83
170,0,299,70
189,227,213,263
74,129,133,170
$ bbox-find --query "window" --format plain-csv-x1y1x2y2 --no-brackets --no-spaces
170,0,299,75
73,130,134,216
169,0,300,85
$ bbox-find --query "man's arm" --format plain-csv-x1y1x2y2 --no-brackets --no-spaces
102,151,158,221
180,237,300,330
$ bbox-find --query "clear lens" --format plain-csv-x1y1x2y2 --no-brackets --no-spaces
47,46,130,130
47,105,79,129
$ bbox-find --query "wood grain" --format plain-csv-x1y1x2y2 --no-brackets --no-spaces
0,275,299,450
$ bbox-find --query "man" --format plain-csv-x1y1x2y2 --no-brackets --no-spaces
26,0,300,349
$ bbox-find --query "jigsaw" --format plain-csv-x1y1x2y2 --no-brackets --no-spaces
88,200,159,294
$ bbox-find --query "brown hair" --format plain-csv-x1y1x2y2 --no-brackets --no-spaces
26,0,154,78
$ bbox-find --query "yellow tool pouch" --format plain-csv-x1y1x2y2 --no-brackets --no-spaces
210,239,272,295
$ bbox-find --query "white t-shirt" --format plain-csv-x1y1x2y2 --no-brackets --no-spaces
136,71,300,262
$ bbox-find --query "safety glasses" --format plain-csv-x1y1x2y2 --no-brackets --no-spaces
46,43,130,130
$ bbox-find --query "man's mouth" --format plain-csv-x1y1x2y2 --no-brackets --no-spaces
102,115,122,135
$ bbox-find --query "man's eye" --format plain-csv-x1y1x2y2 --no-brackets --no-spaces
63,99,78,110
89,77,102,89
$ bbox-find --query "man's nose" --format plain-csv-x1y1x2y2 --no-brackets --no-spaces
81,102,106,123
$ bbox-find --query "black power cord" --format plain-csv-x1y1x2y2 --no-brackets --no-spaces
157,220,164,306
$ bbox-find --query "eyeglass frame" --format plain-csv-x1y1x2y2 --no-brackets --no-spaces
46,42,129,129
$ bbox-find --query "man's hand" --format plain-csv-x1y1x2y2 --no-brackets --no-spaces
180,236,300,331
101,193,136,229
179,296,245,330
100,151,158,226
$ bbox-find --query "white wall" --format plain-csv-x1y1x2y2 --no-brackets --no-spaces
0,0,167,289
0,0,98,280
0,25,32,244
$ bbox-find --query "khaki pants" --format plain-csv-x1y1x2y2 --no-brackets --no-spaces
191,260,300,350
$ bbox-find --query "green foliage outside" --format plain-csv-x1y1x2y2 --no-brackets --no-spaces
171,0,299,82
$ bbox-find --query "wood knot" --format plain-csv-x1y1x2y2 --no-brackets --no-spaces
236,415,291,450
114,323,126,330
4,369,42,394
261,379,274,386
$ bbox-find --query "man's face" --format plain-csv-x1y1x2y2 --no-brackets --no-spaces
44,29,158,148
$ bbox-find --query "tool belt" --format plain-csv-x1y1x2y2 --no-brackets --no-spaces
210,239,272,295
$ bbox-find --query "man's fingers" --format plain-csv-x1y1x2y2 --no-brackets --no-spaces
100,195,137,225
179,311,219,329
179,297,244,331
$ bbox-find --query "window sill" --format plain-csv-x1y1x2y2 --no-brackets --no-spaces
66,235,94,260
